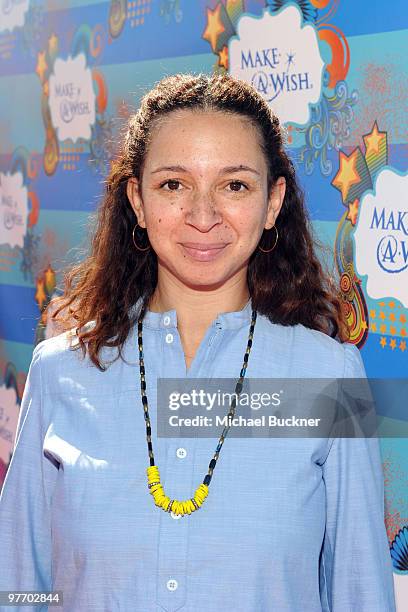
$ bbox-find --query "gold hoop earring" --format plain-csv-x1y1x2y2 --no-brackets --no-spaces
258,225,278,253
132,223,151,252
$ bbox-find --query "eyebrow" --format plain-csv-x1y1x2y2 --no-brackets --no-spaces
150,165,261,177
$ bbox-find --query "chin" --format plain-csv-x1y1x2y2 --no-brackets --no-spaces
176,270,233,291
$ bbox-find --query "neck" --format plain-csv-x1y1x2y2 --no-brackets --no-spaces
148,272,250,331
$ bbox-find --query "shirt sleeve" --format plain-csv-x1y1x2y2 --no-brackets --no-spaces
0,342,57,611
319,342,396,611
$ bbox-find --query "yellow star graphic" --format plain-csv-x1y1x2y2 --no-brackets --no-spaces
371,322,377,332
203,5,225,52
226,0,241,9
332,149,362,202
389,338,397,350
346,198,359,225
218,45,228,69
36,51,48,83
380,336,387,348
361,320,368,331
364,121,386,156
400,340,407,352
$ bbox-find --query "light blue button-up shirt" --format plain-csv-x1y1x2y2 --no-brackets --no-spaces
0,298,396,611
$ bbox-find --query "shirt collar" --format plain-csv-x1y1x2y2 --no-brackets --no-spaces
130,297,254,331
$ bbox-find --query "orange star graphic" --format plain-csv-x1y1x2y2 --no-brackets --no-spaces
380,323,387,333
379,311,386,320
35,279,47,310
203,5,225,52
48,33,58,56
332,149,361,202
390,325,396,335
400,340,407,352
36,51,48,83
369,310,376,318
346,198,359,225
218,46,228,69
371,322,377,332
380,336,387,348
364,121,386,157
361,320,368,331
389,338,397,350
400,314,407,323
44,265,56,294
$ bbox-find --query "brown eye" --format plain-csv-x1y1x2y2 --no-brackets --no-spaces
161,180,181,190
229,181,247,192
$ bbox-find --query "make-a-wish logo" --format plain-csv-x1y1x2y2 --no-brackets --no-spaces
354,169,408,307
0,0,29,33
228,5,324,125
49,53,96,142
0,171,27,249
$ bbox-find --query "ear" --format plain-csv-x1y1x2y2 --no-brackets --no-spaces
126,177,146,228
265,177,286,229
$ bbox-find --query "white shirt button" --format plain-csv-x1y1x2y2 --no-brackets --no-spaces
165,333,174,343
167,578,178,591
163,315,171,326
176,447,187,459
170,511,182,520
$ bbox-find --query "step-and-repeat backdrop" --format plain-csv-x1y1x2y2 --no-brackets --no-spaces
0,0,407,605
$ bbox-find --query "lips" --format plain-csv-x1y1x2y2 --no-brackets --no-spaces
180,242,228,262
181,242,227,250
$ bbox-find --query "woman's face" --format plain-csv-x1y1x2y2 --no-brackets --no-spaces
127,109,286,290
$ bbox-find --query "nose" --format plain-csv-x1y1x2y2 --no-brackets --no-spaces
184,189,223,232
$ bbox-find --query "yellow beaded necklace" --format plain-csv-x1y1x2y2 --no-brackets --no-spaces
137,304,257,516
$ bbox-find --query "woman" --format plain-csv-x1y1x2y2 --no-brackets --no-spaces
0,73,396,611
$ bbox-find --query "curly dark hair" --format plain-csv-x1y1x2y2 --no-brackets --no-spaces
48,72,349,371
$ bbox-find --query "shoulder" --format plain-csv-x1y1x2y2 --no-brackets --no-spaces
32,326,119,395
294,323,366,378
256,314,365,377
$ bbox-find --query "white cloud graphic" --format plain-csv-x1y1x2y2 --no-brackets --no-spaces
229,5,325,125
49,53,96,142
354,169,408,306
0,0,29,33
0,170,28,249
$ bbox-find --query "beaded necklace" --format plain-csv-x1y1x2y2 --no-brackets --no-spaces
137,304,258,516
